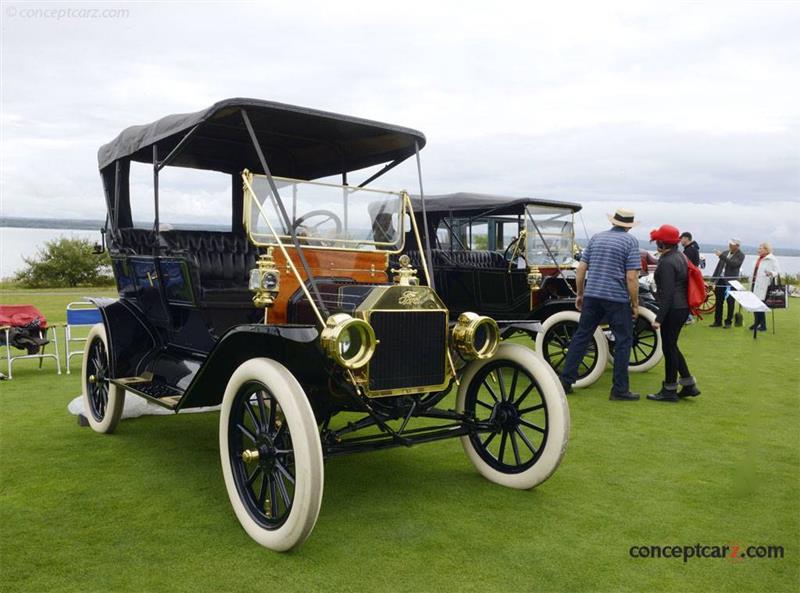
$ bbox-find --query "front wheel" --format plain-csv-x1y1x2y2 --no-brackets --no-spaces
219,358,324,551
535,310,609,388
457,343,570,490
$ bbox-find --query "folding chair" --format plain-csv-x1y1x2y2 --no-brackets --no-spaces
64,301,103,374
0,305,61,380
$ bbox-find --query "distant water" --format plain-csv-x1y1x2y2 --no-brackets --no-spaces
622,251,799,278
686,252,799,278
3,225,800,279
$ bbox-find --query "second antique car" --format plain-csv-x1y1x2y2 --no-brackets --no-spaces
403,193,664,386
82,99,570,551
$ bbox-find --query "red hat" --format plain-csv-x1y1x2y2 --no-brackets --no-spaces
650,224,680,245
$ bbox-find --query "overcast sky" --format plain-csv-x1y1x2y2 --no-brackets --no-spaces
1,0,798,247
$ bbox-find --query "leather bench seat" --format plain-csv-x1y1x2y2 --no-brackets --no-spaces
114,228,155,254
111,228,258,308
403,249,506,269
161,231,258,287
160,231,259,306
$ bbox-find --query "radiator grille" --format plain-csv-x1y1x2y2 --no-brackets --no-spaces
368,310,447,392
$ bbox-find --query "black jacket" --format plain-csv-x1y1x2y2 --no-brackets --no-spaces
682,241,700,266
655,248,688,323
712,249,745,286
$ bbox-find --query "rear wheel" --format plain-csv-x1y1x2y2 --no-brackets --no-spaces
607,307,663,373
457,343,569,489
219,358,324,551
535,311,608,388
81,324,125,433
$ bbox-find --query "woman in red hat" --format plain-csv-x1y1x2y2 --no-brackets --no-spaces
647,224,701,402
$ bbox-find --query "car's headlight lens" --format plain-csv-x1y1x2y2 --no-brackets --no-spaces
321,313,377,370
452,312,500,360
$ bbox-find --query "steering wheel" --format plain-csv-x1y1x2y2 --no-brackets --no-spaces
291,209,343,246
504,235,525,263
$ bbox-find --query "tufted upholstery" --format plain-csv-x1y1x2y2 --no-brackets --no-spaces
113,228,155,254
402,249,506,269
160,231,259,289
111,229,259,307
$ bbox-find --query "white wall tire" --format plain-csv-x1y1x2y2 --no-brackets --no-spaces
456,343,570,490
535,310,609,388
608,308,663,373
219,358,324,552
81,324,125,434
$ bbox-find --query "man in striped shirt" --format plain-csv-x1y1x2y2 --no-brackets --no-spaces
560,208,642,401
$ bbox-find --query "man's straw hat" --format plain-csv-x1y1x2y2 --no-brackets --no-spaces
607,208,638,228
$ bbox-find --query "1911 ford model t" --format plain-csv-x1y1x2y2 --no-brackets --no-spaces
84,99,569,551
402,194,664,387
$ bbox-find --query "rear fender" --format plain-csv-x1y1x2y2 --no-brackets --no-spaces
86,297,159,379
534,299,579,322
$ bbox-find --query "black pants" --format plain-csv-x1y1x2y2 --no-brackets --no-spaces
753,311,767,330
660,308,691,385
713,286,735,325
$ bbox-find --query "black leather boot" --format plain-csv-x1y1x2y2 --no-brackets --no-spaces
647,383,679,402
678,377,701,397
678,385,701,397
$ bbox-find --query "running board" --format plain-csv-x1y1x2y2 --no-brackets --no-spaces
110,375,184,410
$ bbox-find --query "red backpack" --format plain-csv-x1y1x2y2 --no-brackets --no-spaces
683,254,706,316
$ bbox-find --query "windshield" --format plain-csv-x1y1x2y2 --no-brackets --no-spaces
525,205,576,267
244,174,405,251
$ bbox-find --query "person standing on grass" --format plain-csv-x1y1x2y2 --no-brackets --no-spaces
749,242,781,332
559,208,642,401
680,232,701,266
646,225,700,402
710,238,745,328
680,231,701,324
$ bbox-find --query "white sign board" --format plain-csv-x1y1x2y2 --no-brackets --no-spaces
728,280,746,291
730,290,769,312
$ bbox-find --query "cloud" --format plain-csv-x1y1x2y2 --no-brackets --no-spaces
1,1,798,246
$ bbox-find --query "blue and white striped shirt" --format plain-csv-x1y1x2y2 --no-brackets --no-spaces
581,227,641,303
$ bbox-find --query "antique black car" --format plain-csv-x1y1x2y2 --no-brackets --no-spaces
83,99,570,551
403,194,663,386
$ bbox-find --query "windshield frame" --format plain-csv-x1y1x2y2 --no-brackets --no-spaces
524,204,577,268
243,172,408,254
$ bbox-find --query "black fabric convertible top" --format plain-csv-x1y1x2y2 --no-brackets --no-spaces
98,98,426,180
410,193,582,216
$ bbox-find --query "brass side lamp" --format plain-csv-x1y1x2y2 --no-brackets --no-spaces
249,247,281,309
527,266,543,291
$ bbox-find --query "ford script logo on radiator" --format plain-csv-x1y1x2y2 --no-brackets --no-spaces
398,290,422,307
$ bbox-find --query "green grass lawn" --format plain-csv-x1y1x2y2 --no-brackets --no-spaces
1,289,798,593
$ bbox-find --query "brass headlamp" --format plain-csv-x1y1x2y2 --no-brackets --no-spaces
451,312,500,360
320,313,377,370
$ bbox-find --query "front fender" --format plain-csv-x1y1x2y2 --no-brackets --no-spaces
177,324,329,410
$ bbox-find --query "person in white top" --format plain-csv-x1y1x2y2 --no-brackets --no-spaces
749,242,782,331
